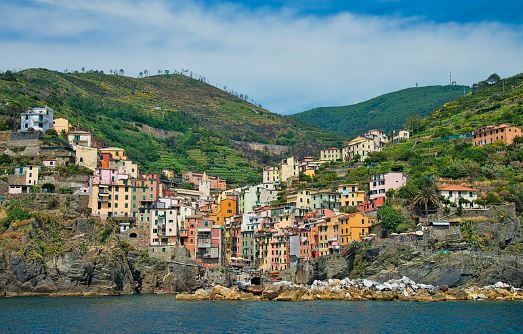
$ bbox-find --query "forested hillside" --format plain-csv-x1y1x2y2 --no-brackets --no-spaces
291,85,469,137
0,69,342,184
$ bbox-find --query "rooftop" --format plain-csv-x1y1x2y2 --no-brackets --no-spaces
438,185,477,192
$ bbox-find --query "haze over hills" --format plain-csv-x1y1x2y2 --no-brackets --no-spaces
290,85,470,138
0,68,343,184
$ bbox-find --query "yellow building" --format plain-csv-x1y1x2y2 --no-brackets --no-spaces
337,183,366,207
99,147,128,161
339,212,372,245
89,169,132,219
74,145,98,171
286,190,312,210
280,157,300,183
317,215,340,257
53,118,70,134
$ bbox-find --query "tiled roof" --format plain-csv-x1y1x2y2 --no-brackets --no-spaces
438,185,477,191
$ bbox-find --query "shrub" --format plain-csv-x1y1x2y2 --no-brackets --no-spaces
1,206,31,229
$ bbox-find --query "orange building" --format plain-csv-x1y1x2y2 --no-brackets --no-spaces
472,124,522,146
209,196,237,226
339,212,372,245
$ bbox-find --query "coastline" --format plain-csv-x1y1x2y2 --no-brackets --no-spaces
3,277,522,302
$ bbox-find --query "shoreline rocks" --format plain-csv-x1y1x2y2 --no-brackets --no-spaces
175,276,523,302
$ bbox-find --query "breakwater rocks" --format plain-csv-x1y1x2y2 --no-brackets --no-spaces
176,277,523,302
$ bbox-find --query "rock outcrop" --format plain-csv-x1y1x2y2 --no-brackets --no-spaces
176,277,523,302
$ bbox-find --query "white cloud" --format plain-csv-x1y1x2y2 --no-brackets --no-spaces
0,0,522,114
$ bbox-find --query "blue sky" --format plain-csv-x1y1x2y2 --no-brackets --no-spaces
213,0,523,24
0,0,522,114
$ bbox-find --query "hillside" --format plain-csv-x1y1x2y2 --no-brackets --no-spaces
298,73,523,216
291,85,469,137
0,69,342,184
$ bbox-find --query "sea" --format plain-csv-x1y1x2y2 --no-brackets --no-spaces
0,295,521,333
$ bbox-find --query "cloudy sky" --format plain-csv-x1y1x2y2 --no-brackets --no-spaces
0,0,522,114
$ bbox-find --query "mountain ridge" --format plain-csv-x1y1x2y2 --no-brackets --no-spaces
290,85,470,137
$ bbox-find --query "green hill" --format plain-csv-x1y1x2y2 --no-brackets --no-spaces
309,73,522,213
0,69,343,185
291,85,469,137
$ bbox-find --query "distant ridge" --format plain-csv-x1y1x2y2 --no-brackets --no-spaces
290,85,469,137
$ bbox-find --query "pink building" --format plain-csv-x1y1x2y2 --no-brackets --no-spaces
369,172,407,199
183,172,227,191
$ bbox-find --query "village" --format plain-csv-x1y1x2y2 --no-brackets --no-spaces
2,105,522,277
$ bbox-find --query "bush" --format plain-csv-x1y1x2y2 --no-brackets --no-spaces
1,206,31,229
377,202,407,232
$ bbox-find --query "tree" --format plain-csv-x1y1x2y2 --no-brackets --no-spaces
404,113,423,133
485,73,501,85
377,202,405,232
412,177,439,216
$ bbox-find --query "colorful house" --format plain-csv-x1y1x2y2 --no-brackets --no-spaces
369,172,407,199
337,183,366,207
339,212,372,245
53,117,70,134
472,124,522,146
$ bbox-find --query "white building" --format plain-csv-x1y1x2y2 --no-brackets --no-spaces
438,185,479,208
365,129,389,145
67,130,92,147
241,184,278,214
20,106,54,132
109,160,139,178
138,202,179,246
392,130,411,144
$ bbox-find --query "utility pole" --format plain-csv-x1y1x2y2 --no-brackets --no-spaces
449,72,452,85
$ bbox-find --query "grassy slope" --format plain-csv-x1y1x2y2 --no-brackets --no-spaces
0,69,342,185
291,85,469,137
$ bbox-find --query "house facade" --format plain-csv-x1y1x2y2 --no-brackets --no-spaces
337,183,366,207
53,117,70,134
320,148,341,162
472,124,522,146
369,172,407,199
343,136,380,161
438,185,479,208
20,106,54,132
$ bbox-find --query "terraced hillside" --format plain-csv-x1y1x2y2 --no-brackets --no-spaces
0,69,342,185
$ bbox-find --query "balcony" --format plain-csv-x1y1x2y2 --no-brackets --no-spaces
97,193,110,202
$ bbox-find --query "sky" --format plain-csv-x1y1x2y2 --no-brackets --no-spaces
0,0,522,114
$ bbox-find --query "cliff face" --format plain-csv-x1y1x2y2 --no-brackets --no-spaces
0,194,200,296
282,205,523,288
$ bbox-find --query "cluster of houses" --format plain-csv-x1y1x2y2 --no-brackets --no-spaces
318,129,411,163
5,106,522,273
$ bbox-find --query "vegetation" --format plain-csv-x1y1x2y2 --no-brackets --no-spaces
291,85,469,138
0,69,343,185
1,205,31,230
